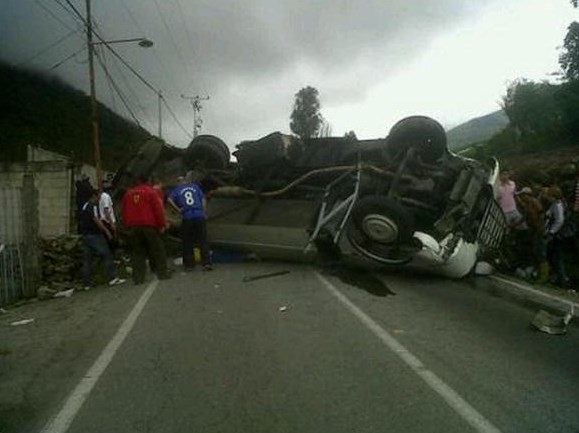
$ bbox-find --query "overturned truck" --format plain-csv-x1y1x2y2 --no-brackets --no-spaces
113,116,506,278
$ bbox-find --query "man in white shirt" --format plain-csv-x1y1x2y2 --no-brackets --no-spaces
99,189,118,249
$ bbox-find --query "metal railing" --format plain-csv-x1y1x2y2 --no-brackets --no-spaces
0,187,25,306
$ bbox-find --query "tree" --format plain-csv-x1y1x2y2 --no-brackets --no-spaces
290,86,322,139
502,79,560,138
572,0,577,7
344,130,357,141
560,22,579,81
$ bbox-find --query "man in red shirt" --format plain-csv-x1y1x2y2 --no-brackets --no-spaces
122,176,170,284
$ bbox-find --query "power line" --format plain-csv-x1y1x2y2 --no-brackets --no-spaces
119,0,187,98
100,48,117,111
173,0,207,91
105,46,152,124
118,0,146,35
48,46,86,71
162,96,193,140
61,0,160,95
92,17,151,123
16,30,77,67
94,49,141,126
32,0,80,33
151,0,193,80
61,0,85,23
53,0,81,23
57,0,192,142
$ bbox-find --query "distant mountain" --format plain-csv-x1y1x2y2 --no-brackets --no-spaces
446,110,509,152
0,60,151,169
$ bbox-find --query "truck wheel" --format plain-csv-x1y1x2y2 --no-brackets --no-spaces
386,116,447,163
347,196,415,264
185,135,230,169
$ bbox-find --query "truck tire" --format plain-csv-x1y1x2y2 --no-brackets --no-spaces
386,116,447,163
347,195,415,265
185,135,230,169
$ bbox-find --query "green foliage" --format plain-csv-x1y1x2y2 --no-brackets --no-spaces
502,79,562,142
290,86,322,139
559,21,579,81
466,78,579,162
344,130,357,141
0,61,150,169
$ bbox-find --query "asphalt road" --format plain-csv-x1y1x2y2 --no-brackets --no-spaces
40,262,579,433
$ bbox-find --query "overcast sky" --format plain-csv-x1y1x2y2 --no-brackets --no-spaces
1,0,576,150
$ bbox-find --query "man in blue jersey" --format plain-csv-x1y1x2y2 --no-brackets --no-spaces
168,174,213,271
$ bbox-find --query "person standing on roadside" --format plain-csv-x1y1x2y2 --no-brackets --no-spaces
168,174,213,271
515,186,546,278
79,188,126,290
122,176,170,284
544,186,569,287
99,187,118,250
498,170,524,229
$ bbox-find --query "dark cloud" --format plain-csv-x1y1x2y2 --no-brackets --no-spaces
1,0,500,148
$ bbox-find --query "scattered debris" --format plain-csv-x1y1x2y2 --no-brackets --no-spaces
0,308,7,314
173,257,183,266
242,270,290,283
53,289,74,298
532,305,574,335
37,286,57,301
279,306,288,312
245,253,261,262
10,319,35,326
213,284,221,289
474,261,494,276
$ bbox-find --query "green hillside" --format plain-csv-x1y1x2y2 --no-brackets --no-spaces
0,60,151,169
446,110,509,152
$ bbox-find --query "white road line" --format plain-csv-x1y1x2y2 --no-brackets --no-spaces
315,271,502,433
40,280,159,433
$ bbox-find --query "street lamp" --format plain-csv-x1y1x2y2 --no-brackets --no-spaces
91,37,154,48
85,0,153,189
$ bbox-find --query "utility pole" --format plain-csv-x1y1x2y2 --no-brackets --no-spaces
84,0,153,188
85,0,102,189
158,91,162,138
181,94,210,138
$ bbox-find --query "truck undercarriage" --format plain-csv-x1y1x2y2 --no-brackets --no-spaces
113,116,506,277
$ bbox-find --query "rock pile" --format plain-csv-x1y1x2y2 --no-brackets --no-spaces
40,236,83,287
39,235,132,295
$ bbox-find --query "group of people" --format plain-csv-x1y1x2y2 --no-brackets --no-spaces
498,169,578,288
77,173,212,289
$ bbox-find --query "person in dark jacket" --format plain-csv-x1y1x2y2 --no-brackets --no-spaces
122,176,170,284
79,188,125,290
544,186,569,287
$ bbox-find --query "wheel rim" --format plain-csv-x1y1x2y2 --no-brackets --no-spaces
362,214,398,244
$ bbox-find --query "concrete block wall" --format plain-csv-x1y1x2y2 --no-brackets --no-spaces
0,161,72,238
0,187,23,243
